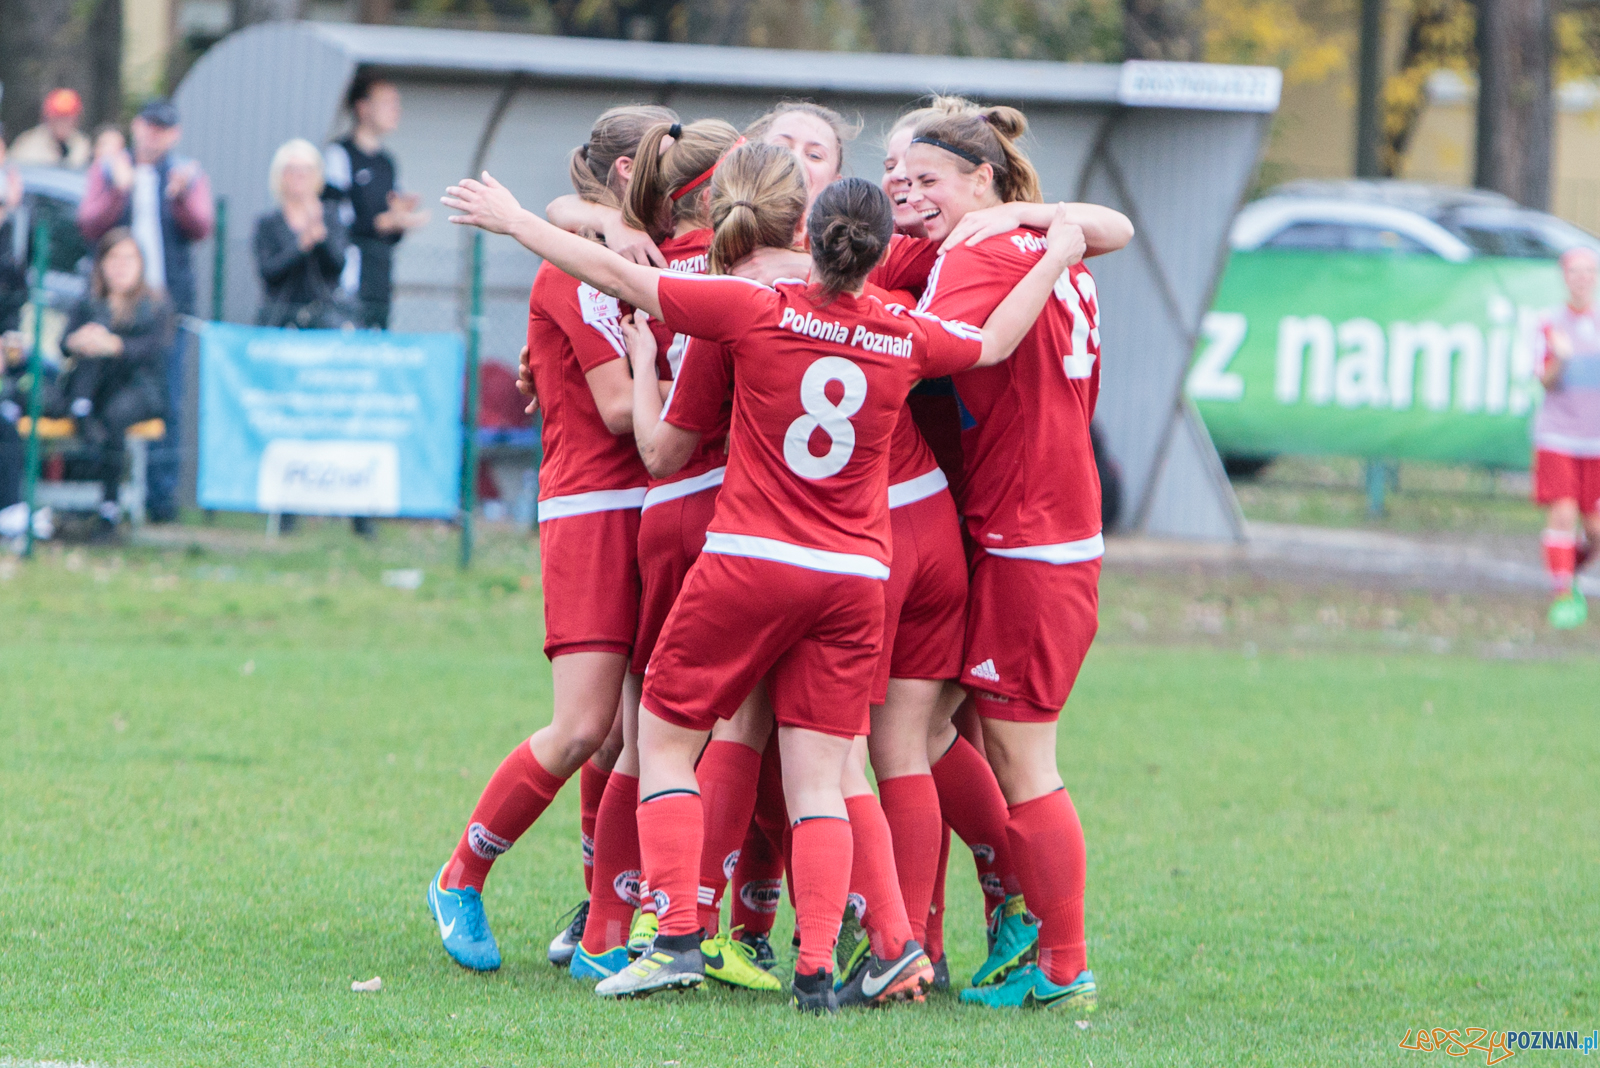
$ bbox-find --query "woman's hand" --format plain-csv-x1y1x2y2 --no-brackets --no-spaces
603,217,666,268
516,343,539,415
621,308,657,377
941,203,1031,252
1045,207,1086,269
443,173,528,236
66,322,120,357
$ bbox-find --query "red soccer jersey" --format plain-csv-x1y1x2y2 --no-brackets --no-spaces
869,233,938,296
860,280,943,503
527,261,649,518
655,274,983,576
916,227,1103,559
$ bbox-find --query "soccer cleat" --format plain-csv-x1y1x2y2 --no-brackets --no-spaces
737,928,777,971
1549,589,1588,629
834,899,867,976
547,900,588,966
627,911,658,957
569,944,631,982
930,955,951,993
834,940,934,1008
701,930,783,991
960,964,1097,1013
427,866,501,972
594,938,705,999
971,894,1038,987
791,967,838,1014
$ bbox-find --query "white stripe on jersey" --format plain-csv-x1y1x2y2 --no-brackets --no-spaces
915,254,945,313
1535,431,1600,457
908,307,983,342
702,531,890,580
887,467,948,509
538,486,647,522
642,466,726,510
985,532,1105,565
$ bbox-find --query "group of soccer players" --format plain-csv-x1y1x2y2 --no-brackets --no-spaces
427,93,1133,1014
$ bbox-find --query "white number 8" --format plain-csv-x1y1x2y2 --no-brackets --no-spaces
784,356,868,479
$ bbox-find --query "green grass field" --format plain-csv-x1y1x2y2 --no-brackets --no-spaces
2,523,1596,1067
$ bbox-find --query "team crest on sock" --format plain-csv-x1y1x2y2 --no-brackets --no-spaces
614,869,643,907
722,849,741,880
467,822,512,860
739,879,783,914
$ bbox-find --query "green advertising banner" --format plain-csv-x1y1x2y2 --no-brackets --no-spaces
1188,250,1563,469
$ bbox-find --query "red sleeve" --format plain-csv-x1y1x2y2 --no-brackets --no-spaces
869,234,938,296
662,337,732,434
908,310,983,379
542,276,628,373
77,165,126,244
172,171,215,241
656,273,775,343
915,244,1014,326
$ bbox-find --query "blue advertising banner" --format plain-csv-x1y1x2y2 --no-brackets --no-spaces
198,324,465,517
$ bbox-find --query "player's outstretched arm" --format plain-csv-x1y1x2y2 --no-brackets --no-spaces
622,310,700,477
974,206,1085,368
445,173,664,318
941,201,1132,258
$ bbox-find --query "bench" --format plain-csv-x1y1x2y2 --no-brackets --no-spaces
15,416,166,526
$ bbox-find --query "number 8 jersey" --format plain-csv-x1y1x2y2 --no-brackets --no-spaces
655,273,983,579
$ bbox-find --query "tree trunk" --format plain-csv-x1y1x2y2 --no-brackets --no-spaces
682,0,756,45
1474,0,1554,208
1122,0,1203,61
0,0,122,137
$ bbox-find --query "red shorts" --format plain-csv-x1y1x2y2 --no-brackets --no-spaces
962,553,1100,722
538,507,642,659
1533,449,1600,513
643,552,885,739
632,485,719,675
872,489,967,703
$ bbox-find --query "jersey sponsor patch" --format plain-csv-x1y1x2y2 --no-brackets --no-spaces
577,283,622,325
467,822,512,860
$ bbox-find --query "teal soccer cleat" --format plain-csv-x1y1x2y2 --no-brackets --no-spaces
570,944,631,981
970,894,1038,986
960,964,1096,1012
427,866,501,972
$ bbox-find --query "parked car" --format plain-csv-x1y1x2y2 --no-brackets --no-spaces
12,165,91,311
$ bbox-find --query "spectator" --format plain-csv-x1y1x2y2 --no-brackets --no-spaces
78,98,214,523
253,139,353,329
53,228,173,539
322,74,429,329
8,90,92,170
0,135,25,333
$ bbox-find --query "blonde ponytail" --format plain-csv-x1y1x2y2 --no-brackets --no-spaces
625,119,742,239
708,143,808,274
567,104,678,207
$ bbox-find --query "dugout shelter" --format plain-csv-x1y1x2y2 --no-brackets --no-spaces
174,23,1280,540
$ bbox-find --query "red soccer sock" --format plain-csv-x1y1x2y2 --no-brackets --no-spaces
694,740,763,933
636,792,704,938
1545,529,1578,592
1006,789,1088,985
844,793,913,960
932,735,1021,919
443,742,566,891
582,771,640,954
925,822,952,962
790,815,853,976
579,761,609,894
730,739,788,937
875,774,941,947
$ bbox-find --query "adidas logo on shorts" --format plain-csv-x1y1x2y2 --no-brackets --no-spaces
969,658,1001,683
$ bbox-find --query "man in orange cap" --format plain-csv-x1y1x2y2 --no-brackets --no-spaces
9,89,91,170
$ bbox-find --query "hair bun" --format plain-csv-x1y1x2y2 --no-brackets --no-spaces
981,106,1027,140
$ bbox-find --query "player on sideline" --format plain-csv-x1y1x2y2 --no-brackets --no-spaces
443,167,1084,1012
1534,246,1600,629
425,104,674,974
904,105,1107,1013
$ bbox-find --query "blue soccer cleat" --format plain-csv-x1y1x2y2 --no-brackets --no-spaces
570,944,631,981
960,964,1097,1012
427,865,501,972
971,894,1038,986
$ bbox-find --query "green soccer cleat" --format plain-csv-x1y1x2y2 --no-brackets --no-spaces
960,964,1097,1012
835,897,867,976
594,937,705,999
627,912,658,957
1549,588,1588,630
702,930,783,991
971,894,1038,987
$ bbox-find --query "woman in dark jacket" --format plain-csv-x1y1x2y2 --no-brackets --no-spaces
58,226,174,532
254,138,353,329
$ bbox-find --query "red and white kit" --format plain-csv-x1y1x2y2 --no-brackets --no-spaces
641,273,983,739
632,228,730,675
1533,304,1600,513
528,261,648,658
917,228,1103,721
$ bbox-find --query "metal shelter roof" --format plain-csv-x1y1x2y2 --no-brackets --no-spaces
175,21,1280,540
